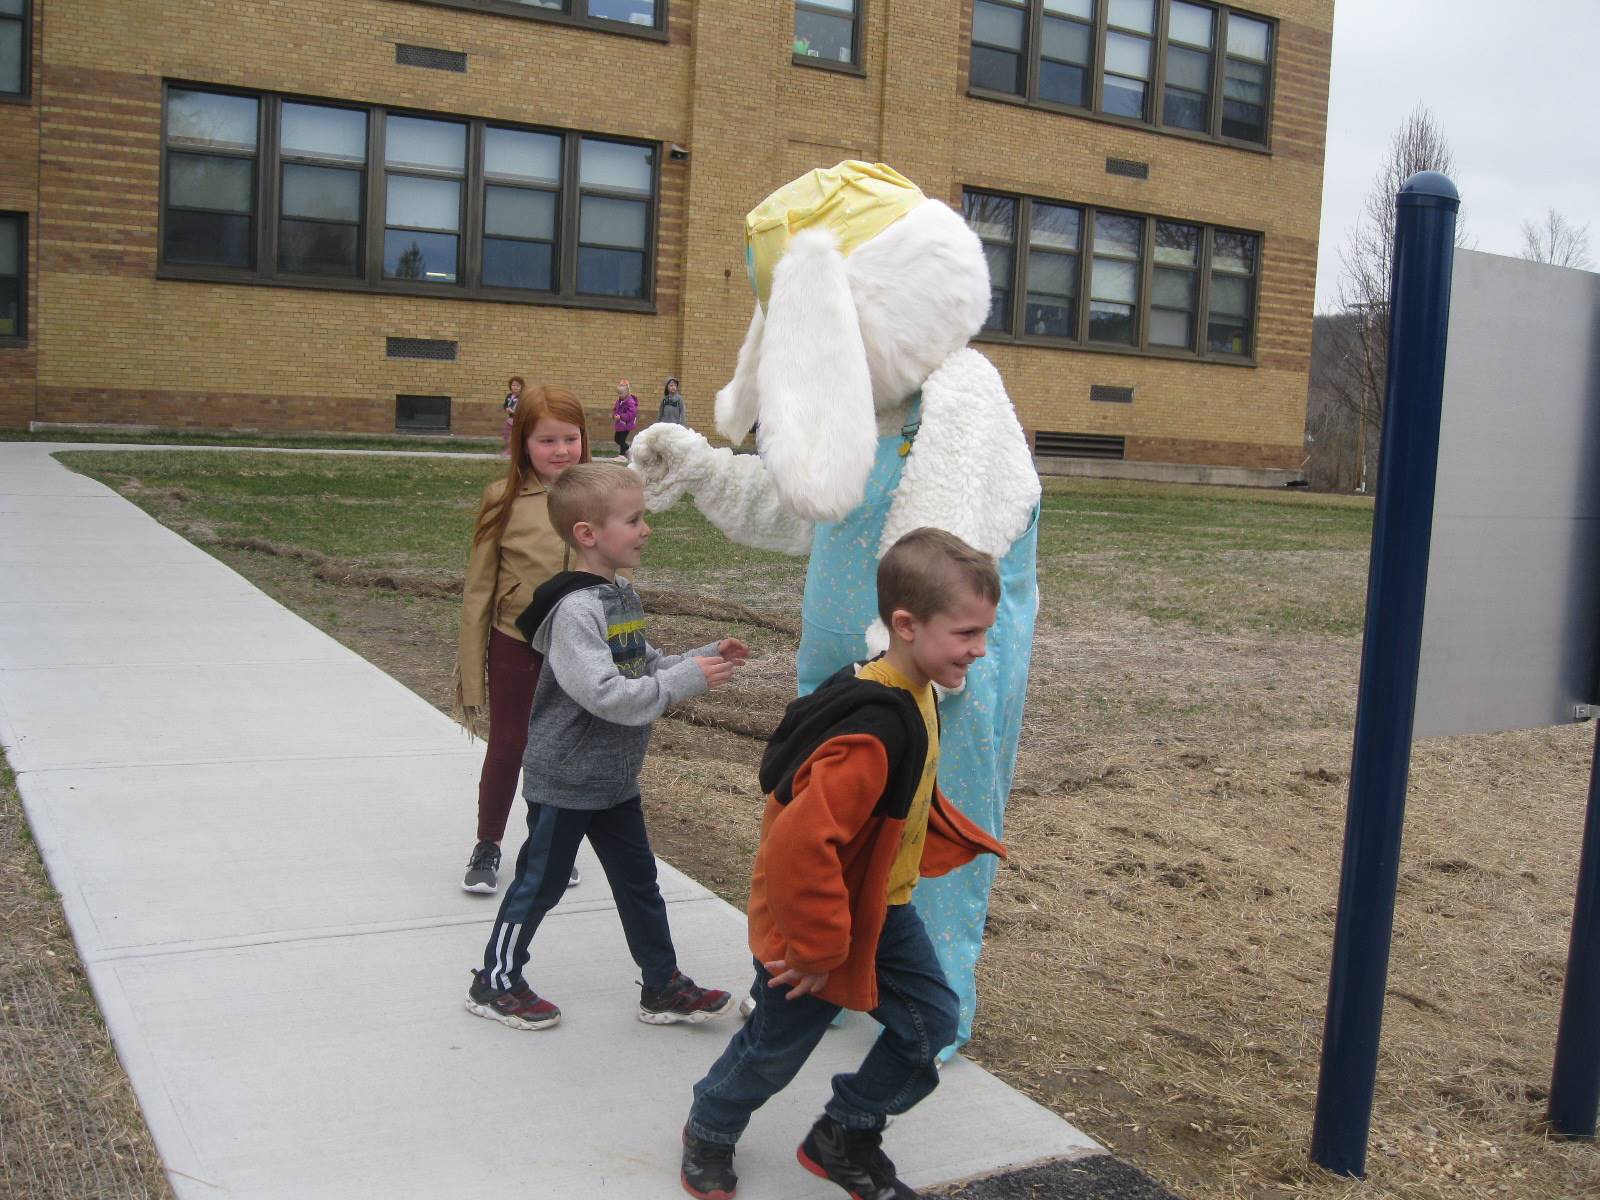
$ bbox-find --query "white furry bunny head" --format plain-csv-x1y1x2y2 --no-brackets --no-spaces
714,192,991,525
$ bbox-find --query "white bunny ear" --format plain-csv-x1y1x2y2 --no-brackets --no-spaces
754,228,877,524
714,303,764,444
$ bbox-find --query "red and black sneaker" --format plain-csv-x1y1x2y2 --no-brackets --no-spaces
680,1125,737,1199
464,971,561,1031
639,969,735,1025
797,1115,918,1200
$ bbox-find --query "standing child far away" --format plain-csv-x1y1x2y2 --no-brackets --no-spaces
658,376,687,425
680,528,1006,1200
456,385,589,894
466,463,747,1031
613,378,640,455
500,375,524,455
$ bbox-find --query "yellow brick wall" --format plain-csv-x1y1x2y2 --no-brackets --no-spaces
7,0,1333,471
0,3,39,429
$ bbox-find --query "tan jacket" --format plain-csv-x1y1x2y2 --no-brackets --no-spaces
453,477,570,731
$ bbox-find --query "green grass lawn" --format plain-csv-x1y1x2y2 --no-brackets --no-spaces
58,451,1374,636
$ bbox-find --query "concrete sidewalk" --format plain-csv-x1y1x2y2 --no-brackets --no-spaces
0,442,1122,1199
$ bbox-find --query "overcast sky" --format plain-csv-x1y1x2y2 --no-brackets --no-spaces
1315,0,1600,311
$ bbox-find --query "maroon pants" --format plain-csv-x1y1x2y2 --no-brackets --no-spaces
476,628,543,843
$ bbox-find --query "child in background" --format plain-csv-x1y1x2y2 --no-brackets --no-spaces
680,528,1006,1200
500,375,524,455
658,377,687,425
456,385,589,894
466,463,746,1030
613,379,640,454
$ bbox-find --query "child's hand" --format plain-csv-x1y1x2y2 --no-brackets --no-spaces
717,637,750,663
763,959,829,1000
695,655,740,688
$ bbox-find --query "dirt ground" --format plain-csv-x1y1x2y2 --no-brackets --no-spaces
176,537,1600,1200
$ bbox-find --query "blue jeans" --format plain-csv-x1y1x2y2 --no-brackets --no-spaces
687,903,958,1143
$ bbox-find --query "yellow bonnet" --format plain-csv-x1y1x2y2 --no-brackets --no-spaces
744,161,925,308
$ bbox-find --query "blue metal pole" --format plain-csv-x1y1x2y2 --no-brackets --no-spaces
1547,723,1600,1138
1310,171,1460,1178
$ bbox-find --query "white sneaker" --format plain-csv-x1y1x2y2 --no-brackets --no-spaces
568,863,581,887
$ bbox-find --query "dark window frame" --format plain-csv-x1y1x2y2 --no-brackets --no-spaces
793,0,868,76
0,0,29,102
395,394,453,433
157,82,660,313
964,185,1261,366
967,0,1276,153
0,211,25,345
403,0,669,41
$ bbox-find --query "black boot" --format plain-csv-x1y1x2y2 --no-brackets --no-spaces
681,1125,737,1199
796,1114,918,1199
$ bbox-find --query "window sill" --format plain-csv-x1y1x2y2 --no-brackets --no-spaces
0,335,29,348
965,87,1272,157
402,0,669,43
0,92,33,105
975,328,1256,368
792,54,867,79
156,266,658,315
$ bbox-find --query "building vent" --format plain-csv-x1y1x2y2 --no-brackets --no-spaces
1105,157,1149,180
396,44,468,73
396,395,451,433
1034,431,1126,460
386,336,458,361
1089,384,1135,404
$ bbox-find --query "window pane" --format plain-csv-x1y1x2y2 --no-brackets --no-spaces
983,243,1013,289
1024,296,1075,337
486,186,557,240
1169,1,1214,47
0,216,20,275
0,2,24,18
1152,267,1194,308
580,139,652,193
1039,59,1089,107
385,175,460,231
795,8,855,63
483,238,554,291
508,0,564,8
1163,88,1206,131
1154,221,1199,266
1094,212,1143,259
1089,301,1135,344
1225,57,1267,103
1103,76,1146,117
168,90,258,151
970,45,1023,93
282,103,366,162
1166,43,1210,91
1227,14,1271,61
1208,315,1249,354
803,0,856,9
282,164,361,221
0,278,17,337
587,0,656,24
0,22,21,94
1208,273,1250,315
1149,306,1193,347
385,116,466,172
1213,231,1257,273
279,219,359,276
1105,31,1150,77
577,246,645,296
1041,16,1091,64
985,287,1011,332
383,229,458,281
1092,258,1138,303
163,211,252,268
485,127,562,184
1107,0,1154,34
1030,202,1081,250
581,195,646,248
1222,98,1265,142
169,153,254,212
963,192,1016,241
972,1,1025,50
1043,0,1093,16
1027,249,1077,296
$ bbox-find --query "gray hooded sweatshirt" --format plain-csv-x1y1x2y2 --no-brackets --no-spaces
515,571,716,810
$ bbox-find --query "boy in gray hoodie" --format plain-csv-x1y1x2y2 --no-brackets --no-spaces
466,463,746,1030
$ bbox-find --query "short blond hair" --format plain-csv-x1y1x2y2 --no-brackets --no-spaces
876,528,1000,625
547,463,643,551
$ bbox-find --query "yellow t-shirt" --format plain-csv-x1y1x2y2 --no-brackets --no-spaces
857,657,938,906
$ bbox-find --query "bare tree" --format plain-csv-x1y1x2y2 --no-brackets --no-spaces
1519,209,1594,270
1331,105,1464,492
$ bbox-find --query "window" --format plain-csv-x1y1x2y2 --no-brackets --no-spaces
0,0,25,98
396,395,451,433
432,0,664,35
795,0,861,68
965,187,1259,361
159,85,659,309
967,0,1274,148
0,213,23,340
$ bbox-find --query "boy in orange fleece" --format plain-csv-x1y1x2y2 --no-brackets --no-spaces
680,528,1007,1200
